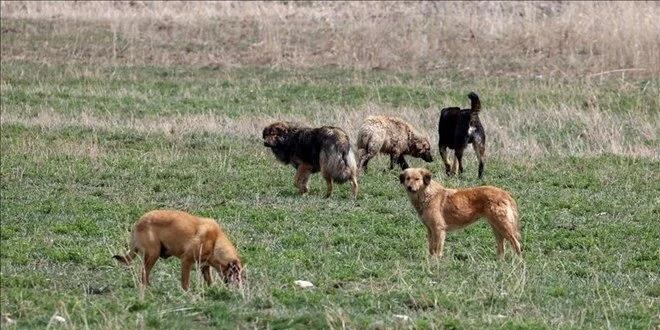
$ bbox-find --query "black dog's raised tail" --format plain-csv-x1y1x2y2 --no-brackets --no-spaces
468,92,481,112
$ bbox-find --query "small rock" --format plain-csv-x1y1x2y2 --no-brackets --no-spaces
294,280,314,289
393,314,410,322
51,315,66,324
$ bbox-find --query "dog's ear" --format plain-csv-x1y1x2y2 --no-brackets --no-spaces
272,123,286,135
399,172,406,184
422,169,432,186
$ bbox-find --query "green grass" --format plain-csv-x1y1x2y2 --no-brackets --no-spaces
1,103,659,328
1,55,659,329
2,62,658,118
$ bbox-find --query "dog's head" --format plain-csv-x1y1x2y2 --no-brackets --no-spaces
221,259,243,287
399,168,432,193
410,137,433,163
262,122,291,147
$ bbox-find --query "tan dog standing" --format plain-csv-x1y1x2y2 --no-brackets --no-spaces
399,168,521,258
113,210,242,290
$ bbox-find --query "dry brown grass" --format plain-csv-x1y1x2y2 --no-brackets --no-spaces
2,1,658,77
2,105,657,160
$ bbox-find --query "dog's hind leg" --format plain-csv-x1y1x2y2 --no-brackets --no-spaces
140,252,158,286
180,257,193,290
472,140,486,179
490,224,506,259
389,154,396,170
507,233,522,256
349,175,359,199
454,148,465,175
450,152,459,175
489,213,522,257
439,146,452,176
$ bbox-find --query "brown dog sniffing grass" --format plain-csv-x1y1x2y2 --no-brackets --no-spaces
113,210,242,290
399,168,522,259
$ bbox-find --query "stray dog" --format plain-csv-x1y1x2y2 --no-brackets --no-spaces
399,168,521,258
357,116,433,171
263,121,359,198
113,210,242,290
438,92,486,178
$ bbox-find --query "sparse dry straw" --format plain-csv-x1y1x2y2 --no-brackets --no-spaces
2,1,658,77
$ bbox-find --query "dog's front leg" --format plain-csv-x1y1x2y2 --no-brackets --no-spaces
454,148,465,175
425,225,434,255
396,155,409,170
202,265,213,285
428,227,445,257
180,258,193,290
294,165,311,194
436,228,446,258
323,173,333,198
424,212,446,257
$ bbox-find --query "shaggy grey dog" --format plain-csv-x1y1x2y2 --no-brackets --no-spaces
357,116,433,171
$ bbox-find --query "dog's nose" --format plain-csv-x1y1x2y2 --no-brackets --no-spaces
407,186,414,192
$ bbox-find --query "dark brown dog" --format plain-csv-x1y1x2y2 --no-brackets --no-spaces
263,121,358,198
357,116,433,171
113,210,242,290
400,168,521,258
438,92,486,178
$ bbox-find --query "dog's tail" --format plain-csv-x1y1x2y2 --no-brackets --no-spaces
321,144,358,184
468,92,481,112
113,241,138,266
113,252,135,265
508,197,522,252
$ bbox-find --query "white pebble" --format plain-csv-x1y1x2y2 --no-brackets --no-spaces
294,280,314,288
393,314,410,322
51,315,66,323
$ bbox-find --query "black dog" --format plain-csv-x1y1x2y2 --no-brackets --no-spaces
262,121,359,198
437,92,486,179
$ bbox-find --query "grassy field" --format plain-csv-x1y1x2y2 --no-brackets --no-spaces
1,2,660,329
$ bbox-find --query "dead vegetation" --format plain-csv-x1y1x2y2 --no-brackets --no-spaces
2,1,658,77
2,104,657,160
